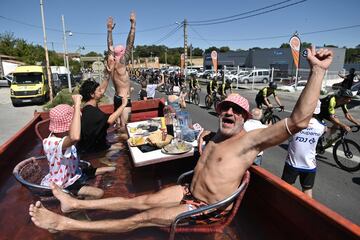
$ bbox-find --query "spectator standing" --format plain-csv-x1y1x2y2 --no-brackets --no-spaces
281,100,326,198
244,108,268,165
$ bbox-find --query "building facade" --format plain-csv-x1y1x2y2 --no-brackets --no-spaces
204,48,346,78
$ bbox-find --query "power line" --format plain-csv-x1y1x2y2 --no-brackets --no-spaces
0,15,177,35
189,24,360,42
188,0,291,24
152,23,183,45
188,0,306,26
0,15,61,33
188,25,212,46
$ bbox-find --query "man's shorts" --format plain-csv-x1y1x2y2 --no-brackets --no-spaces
114,95,132,110
180,185,230,225
281,164,316,190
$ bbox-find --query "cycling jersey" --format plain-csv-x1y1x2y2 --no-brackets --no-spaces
255,87,277,108
207,80,217,94
218,83,232,97
189,78,199,90
318,95,348,121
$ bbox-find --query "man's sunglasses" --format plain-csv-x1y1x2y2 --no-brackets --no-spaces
220,102,244,115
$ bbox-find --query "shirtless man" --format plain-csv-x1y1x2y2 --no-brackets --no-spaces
107,12,136,129
29,46,333,234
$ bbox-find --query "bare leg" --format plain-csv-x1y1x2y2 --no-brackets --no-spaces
29,201,189,233
51,182,184,213
120,107,131,128
303,188,313,198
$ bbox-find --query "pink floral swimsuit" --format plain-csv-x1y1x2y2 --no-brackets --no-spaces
41,134,81,188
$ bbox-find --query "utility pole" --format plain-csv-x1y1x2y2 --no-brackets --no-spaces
189,44,192,70
183,19,188,76
40,0,53,101
61,15,72,92
165,48,167,66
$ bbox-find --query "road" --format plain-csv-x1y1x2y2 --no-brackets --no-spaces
0,87,42,146
1,80,359,225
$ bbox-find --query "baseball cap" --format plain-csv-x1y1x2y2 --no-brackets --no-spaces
216,93,251,119
49,104,74,133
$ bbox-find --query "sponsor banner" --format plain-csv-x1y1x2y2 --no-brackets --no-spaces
180,53,185,70
211,50,218,73
289,34,301,69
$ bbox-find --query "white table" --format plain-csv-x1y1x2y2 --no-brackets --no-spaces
126,120,197,167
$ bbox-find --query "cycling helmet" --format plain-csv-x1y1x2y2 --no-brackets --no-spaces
337,88,354,98
269,81,277,89
226,79,232,85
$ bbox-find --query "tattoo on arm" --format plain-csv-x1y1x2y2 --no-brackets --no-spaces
107,30,114,55
124,22,136,64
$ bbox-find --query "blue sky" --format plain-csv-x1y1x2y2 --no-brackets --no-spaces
1,0,360,54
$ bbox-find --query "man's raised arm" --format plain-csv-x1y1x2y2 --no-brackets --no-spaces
252,46,333,151
107,16,115,55
123,11,136,64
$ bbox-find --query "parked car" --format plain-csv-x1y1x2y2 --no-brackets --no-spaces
226,71,250,83
239,69,270,84
278,80,307,92
0,74,13,87
197,70,213,79
186,69,198,75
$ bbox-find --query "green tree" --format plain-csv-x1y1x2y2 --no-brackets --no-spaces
219,46,230,52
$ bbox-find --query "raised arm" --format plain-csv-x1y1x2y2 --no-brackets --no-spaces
99,61,111,95
107,93,128,125
107,16,115,55
252,46,333,152
122,11,136,64
62,95,82,150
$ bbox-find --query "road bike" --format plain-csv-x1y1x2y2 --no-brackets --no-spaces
316,125,360,172
205,91,221,110
261,106,284,124
188,87,200,105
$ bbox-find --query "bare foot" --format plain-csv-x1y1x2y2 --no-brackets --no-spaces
51,183,78,213
29,201,65,233
95,166,116,175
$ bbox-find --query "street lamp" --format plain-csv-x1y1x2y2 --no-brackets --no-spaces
61,14,72,92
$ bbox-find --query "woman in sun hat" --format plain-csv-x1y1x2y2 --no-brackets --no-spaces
41,95,114,198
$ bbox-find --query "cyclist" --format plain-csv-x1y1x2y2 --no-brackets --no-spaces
206,77,218,97
255,82,283,110
318,88,360,142
188,75,200,102
218,79,233,100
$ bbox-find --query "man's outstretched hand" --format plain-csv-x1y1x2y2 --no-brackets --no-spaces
130,11,136,23
107,16,115,31
306,46,333,71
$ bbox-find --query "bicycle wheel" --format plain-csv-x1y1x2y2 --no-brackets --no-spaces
333,139,360,172
188,91,192,103
193,92,200,105
205,95,212,108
